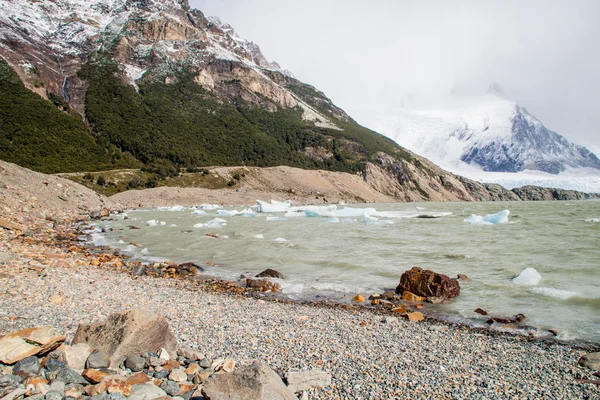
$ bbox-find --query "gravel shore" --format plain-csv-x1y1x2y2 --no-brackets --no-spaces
1,227,599,400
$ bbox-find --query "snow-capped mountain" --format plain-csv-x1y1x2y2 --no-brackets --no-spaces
371,87,600,176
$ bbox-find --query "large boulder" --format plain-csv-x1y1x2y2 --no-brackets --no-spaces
578,352,600,371
395,267,460,300
202,360,296,400
72,309,177,368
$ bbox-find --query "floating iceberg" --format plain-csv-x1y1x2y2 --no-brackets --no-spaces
274,237,288,243
194,218,227,228
512,268,542,285
266,216,287,221
585,218,600,223
257,200,292,213
304,205,337,218
157,205,186,212
361,215,393,225
160,221,166,226
217,209,236,217
336,207,377,217
191,210,207,215
197,204,221,210
254,234,264,239
146,219,160,226
465,210,510,225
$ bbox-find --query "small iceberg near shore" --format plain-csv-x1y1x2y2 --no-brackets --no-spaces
512,267,542,285
465,210,510,225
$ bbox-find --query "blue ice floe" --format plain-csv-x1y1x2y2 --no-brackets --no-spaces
257,200,292,213
464,210,510,225
193,218,227,228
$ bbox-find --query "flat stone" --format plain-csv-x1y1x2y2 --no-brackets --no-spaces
0,374,22,388
177,347,203,362
2,388,27,400
407,312,425,321
202,360,296,400
125,372,150,386
168,368,188,383
222,358,236,373
125,356,146,372
579,352,600,371
82,368,109,384
178,382,194,395
45,358,67,372
48,380,65,394
199,358,211,369
72,309,177,368
0,327,65,364
0,218,21,231
401,291,427,302
158,348,170,361
285,370,332,393
23,376,48,388
160,379,181,396
86,350,110,369
64,343,91,372
184,363,200,375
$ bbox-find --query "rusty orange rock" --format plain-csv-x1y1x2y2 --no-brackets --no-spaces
82,369,108,384
401,291,427,302
407,312,425,321
352,294,365,303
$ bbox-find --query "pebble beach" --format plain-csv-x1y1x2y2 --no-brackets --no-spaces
1,161,599,399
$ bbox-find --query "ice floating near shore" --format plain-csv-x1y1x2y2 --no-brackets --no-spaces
217,208,258,217
531,287,579,300
585,218,600,223
283,283,304,297
304,205,337,218
157,205,186,212
512,268,542,285
146,219,160,226
194,218,227,229
253,234,264,239
465,210,510,225
191,210,207,215
274,237,288,243
197,204,221,210
257,200,292,213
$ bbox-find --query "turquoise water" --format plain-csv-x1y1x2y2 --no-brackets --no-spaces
94,200,600,342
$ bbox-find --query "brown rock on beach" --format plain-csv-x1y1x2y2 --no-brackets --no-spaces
396,267,460,300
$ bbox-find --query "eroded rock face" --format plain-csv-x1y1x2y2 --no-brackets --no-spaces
72,309,177,368
395,267,460,300
202,361,296,400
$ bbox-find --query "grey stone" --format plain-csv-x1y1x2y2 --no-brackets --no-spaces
160,379,181,396
89,396,108,400
199,358,211,369
72,309,177,368
168,368,188,383
44,358,67,372
202,360,296,400
65,383,85,398
25,395,45,400
382,316,397,324
48,380,65,394
45,390,64,400
13,356,40,377
54,367,88,385
285,370,332,393
578,352,600,371
86,350,110,369
125,356,145,372
256,268,285,279
128,383,167,400
154,369,169,380
0,375,22,388
146,357,165,367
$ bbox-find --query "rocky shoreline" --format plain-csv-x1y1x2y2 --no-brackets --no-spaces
2,160,600,398
1,204,600,399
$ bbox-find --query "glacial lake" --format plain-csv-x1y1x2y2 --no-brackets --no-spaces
92,200,600,343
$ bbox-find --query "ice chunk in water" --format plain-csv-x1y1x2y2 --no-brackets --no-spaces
274,237,288,243
192,210,207,215
465,210,510,225
157,205,185,211
266,216,287,221
141,248,149,255
585,218,600,223
323,217,340,223
304,205,337,217
198,204,221,210
257,199,292,213
206,218,227,228
217,209,237,217
147,219,159,226
193,222,205,228
160,221,166,226
512,268,542,285
254,234,264,239
239,208,257,217
335,207,376,217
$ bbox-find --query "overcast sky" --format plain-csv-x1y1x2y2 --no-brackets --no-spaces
191,0,600,152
